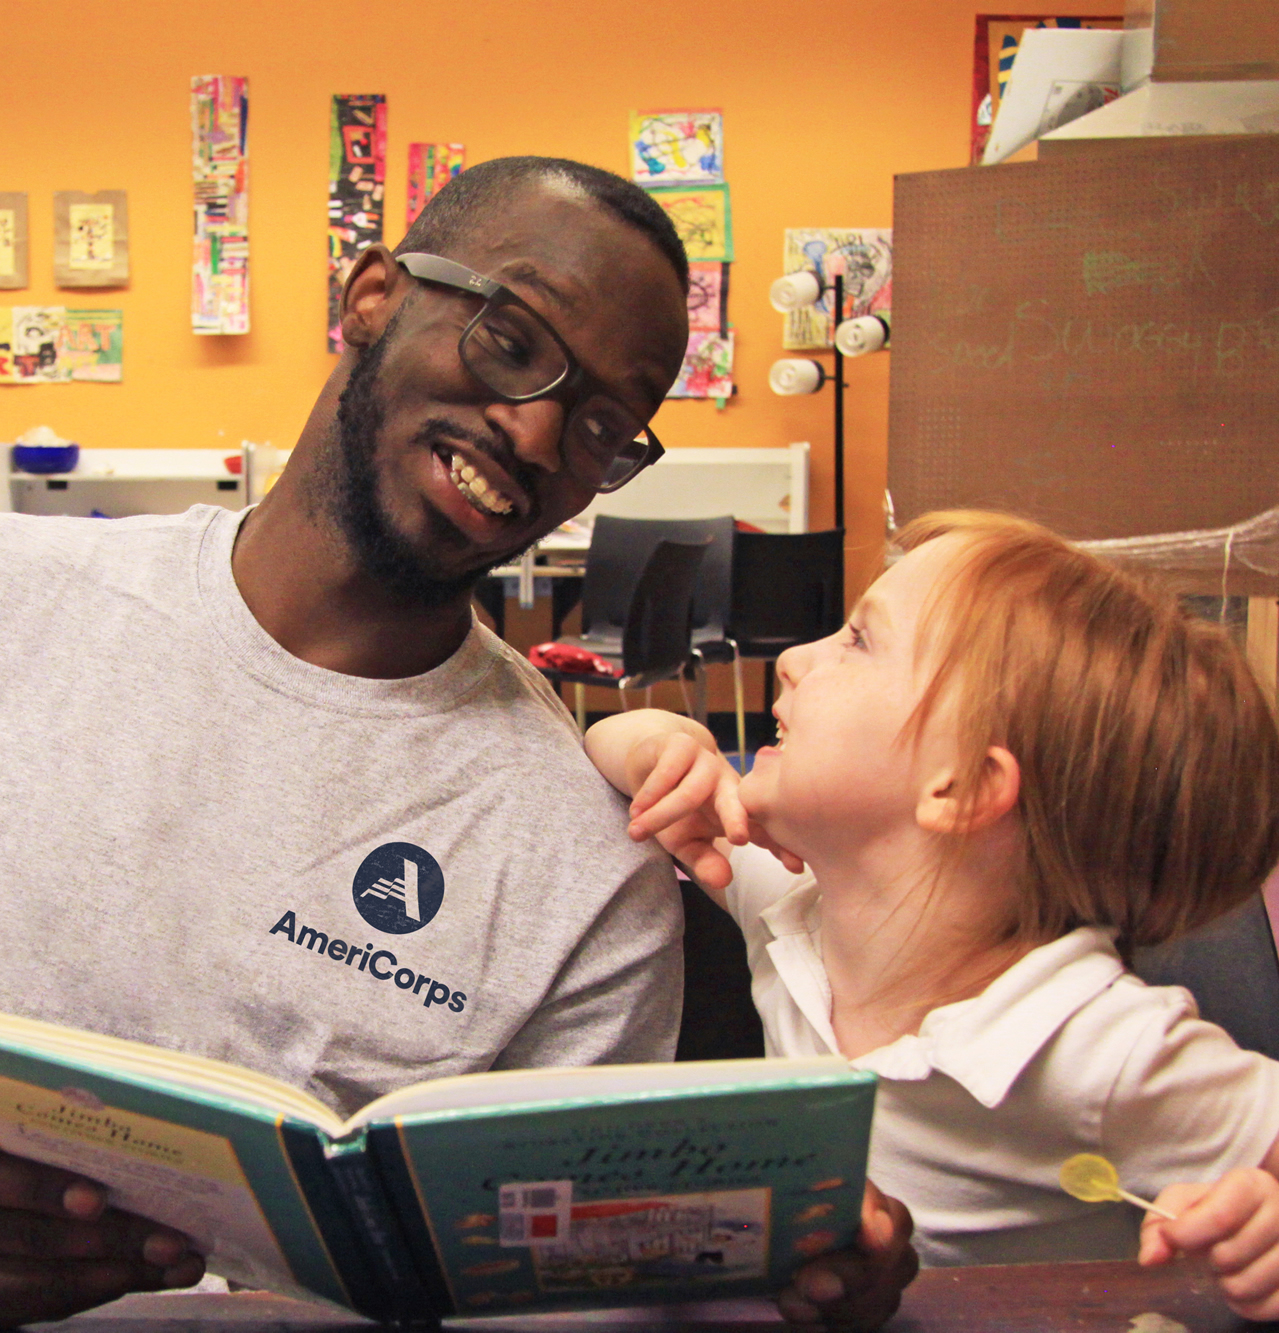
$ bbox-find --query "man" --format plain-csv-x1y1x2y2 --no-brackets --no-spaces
0,158,914,1325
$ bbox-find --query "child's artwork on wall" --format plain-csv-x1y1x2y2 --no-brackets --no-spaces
0,306,123,383
8,306,67,381
60,309,123,381
668,330,734,400
0,195,29,290
328,94,386,352
191,75,250,335
646,185,733,262
406,143,464,229
970,15,1121,164
54,192,129,287
0,309,14,380
781,228,892,350
630,110,724,186
687,261,729,334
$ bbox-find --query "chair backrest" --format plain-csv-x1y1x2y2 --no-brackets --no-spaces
621,539,708,681
728,529,846,654
581,515,735,639
1134,892,1279,1060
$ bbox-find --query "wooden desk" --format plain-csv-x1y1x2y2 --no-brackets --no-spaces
39,1261,1274,1332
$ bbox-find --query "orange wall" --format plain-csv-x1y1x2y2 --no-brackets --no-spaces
3,0,1105,589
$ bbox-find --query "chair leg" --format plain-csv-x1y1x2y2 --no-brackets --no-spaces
574,682,586,732
644,686,652,709
678,675,693,718
689,651,708,725
621,688,631,711
732,643,746,768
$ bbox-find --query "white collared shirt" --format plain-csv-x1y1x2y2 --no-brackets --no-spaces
725,844,1279,1267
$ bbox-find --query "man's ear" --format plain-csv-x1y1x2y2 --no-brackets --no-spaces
916,746,1020,836
339,244,408,350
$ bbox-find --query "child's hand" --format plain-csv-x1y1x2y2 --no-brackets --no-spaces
626,729,749,891
1139,1169,1279,1321
584,710,803,889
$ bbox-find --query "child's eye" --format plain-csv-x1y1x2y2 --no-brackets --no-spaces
845,625,866,650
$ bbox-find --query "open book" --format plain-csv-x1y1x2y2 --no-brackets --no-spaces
0,1012,875,1321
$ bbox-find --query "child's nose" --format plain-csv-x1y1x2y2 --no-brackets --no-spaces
775,640,810,690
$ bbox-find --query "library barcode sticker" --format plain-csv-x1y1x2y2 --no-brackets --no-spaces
498,1180,573,1247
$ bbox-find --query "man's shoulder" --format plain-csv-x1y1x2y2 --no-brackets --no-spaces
0,506,222,575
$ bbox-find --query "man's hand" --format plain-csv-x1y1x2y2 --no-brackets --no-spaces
1139,1169,1279,1322
0,1150,204,1325
777,1181,918,1330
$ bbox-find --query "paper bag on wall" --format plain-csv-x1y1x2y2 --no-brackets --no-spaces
54,191,129,287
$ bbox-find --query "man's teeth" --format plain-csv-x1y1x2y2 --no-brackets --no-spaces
449,457,513,516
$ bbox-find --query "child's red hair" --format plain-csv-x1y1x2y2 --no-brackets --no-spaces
896,510,1279,952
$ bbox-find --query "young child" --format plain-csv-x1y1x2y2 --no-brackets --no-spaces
585,510,1279,1321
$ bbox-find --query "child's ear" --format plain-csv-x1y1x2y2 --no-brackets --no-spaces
916,746,1021,835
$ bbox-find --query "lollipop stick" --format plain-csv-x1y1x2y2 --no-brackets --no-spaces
1117,1187,1177,1221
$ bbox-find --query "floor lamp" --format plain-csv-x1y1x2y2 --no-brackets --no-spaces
769,271,890,530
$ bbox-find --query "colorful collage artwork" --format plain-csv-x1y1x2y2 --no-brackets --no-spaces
328,94,387,352
0,307,122,383
406,143,465,229
781,228,893,350
191,75,250,335
630,110,724,186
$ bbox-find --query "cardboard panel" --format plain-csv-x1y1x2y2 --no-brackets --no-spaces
1152,0,1279,82
887,135,1279,589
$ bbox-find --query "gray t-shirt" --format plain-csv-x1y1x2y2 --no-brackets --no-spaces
0,507,681,1116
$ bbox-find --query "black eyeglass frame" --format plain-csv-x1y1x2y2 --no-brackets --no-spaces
395,252,665,492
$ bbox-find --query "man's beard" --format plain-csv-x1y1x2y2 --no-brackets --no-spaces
330,324,516,610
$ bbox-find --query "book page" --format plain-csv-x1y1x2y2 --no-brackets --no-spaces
0,1011,342,1136
350,1056,852,1130
0,1076,309,1295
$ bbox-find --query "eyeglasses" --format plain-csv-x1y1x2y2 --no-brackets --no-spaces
395,252,665,493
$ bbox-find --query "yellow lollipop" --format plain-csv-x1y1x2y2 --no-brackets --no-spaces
1059,1154,1177,1220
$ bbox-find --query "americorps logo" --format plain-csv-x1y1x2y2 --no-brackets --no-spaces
352,842,445,934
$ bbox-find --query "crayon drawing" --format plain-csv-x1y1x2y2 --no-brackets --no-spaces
9,307,68,382
407,143,465,228
328,94,387,352
781,228,892,350
646,185,733,262
630,109,724,186
68,205,114,271
60,310,123,382
191,75,250,335
687,261,729,334
668,330,734,400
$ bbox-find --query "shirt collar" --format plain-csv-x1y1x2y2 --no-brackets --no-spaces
757,882,1127,1108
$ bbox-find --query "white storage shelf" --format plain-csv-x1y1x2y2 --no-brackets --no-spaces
5,448,257,519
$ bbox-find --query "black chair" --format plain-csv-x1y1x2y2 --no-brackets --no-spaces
1134,892,1279,1060
710,529,846,759
534,534,708,729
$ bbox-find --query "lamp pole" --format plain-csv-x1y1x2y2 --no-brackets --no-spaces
832,272,845,531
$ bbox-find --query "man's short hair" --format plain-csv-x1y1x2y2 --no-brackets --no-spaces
395,156,689,294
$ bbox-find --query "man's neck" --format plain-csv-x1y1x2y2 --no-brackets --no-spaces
231,476,474,681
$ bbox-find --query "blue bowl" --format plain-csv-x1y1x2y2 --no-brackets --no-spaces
13,443,80,474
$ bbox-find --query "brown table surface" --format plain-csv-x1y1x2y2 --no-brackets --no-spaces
30,1261,1279,1332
